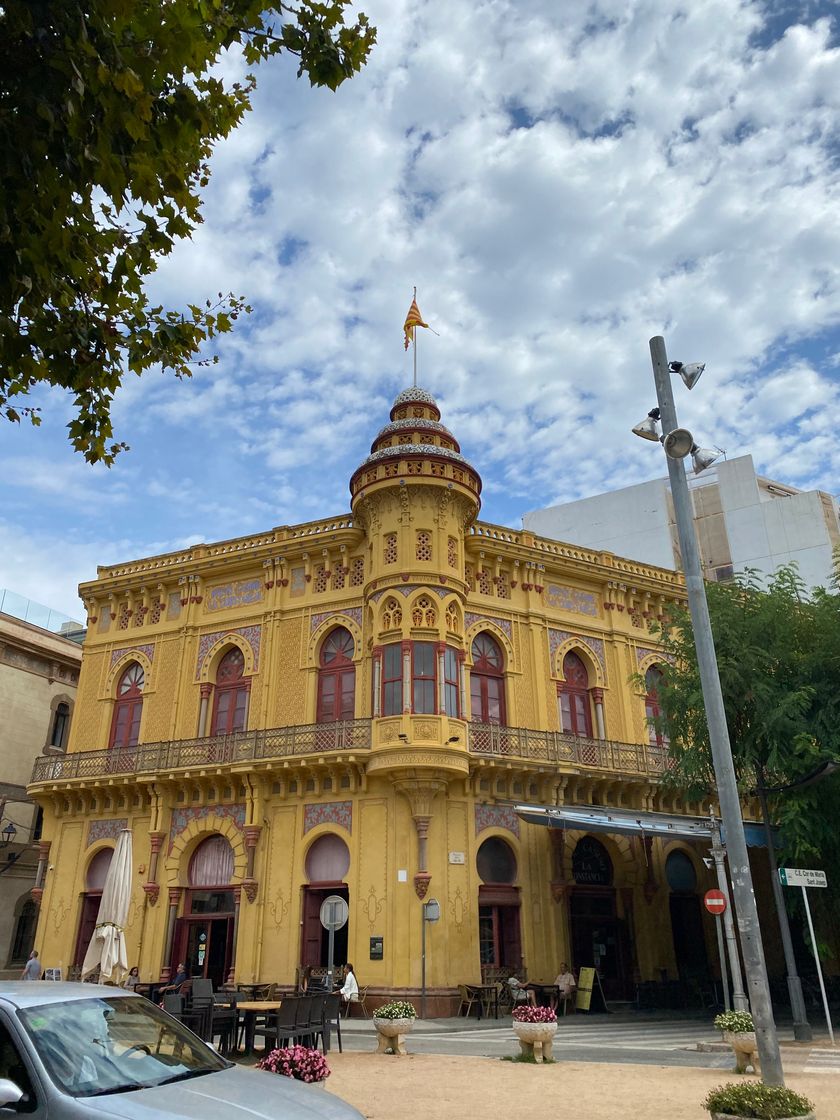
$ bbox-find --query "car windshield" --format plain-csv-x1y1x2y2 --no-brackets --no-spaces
19,995,229,1098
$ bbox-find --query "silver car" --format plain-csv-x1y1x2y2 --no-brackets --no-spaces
0,983,362,1120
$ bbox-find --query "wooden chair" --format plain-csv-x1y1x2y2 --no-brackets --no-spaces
457,985,477,1017
321,992,343,1053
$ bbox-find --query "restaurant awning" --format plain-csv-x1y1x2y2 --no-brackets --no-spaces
513,803,771,847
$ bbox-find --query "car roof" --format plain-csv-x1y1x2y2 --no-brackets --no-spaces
0,982,136,1009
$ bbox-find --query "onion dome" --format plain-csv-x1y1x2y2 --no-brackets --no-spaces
349,386,481,512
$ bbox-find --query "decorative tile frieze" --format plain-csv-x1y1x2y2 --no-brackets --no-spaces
206,578,264,612
110,644,154,670
87,818,128,847
310,608,363,633
549,629,607,681
546,584,598,616
464,612,513,639
635,646,672,667
303,801,353,835
196,625,261,677
475,803,520,838
168,804,246,852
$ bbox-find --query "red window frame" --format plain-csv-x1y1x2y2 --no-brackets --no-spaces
382,644,403,716
470,633,506,725
644,666,668,746
317,628,356,723
558,651,592,736
109,663,144,749
444,647,460,717
412,641,436,714
211,648,250,735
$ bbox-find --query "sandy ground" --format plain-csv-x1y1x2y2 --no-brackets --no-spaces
322,1052,836,1120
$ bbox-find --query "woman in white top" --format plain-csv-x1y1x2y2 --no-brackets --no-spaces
340,963,359,1006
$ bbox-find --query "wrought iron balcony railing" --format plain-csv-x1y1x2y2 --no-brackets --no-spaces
468,722,670,776
29,719,372,784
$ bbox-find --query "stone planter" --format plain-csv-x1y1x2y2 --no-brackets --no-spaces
373,1016,415,1056
711,1114,814,1120
512,1020,558,1063
723,1031,761,1075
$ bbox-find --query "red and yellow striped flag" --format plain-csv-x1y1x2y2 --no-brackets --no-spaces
403,293,429,350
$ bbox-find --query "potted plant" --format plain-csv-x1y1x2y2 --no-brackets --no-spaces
714,1011,760,1074
255,1044,330,1086
372,1000,417,1056
511,1005,558,1063
704,1082,815,1120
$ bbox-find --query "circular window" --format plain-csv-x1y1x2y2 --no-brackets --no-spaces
476,837,517,884
665,850,697,892
86,848,113,891
305,834,350,883
572,836,613,886
188,835,234,886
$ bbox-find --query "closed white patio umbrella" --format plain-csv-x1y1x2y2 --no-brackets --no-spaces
81,827,133,984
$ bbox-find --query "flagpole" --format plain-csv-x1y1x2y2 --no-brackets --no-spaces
413,330,417,387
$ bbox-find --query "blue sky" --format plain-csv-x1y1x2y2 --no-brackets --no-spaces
2,0,839,621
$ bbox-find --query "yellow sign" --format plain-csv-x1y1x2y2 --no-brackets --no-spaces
576,967,595,1010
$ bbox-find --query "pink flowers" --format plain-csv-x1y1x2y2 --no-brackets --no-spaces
256,1045,330,1083
512,1006,557,1024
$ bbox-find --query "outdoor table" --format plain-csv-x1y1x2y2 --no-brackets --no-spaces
526,983,557,1008
465,984,499,1020
236,1000,282,1055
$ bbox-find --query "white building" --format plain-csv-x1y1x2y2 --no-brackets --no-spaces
524,455,840,590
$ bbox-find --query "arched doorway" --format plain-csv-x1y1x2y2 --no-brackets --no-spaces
569,836,630,1001
317,628,356,723
173,835,236,987
9,897,37,966
470,633,506,725
300,834,350,969
210,648,250,735
666,850,708,987
476,836,521,972
73,847,113,969
109,663,144,750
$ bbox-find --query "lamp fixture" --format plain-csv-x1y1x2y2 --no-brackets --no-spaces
669,360,705,390
0,822,17,848
662,428,694,459
446,735,460,744
632,407,661,441
691,444,722,475
398,733,409,742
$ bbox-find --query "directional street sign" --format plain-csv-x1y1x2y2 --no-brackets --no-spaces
704,888,727,915
320,894,349,930
779,868,827,889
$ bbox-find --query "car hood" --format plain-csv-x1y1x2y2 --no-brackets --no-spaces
80,1065,362,1120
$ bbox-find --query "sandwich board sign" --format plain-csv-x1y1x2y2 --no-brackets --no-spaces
575,967,609,1013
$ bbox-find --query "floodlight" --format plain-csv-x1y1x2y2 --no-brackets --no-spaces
669,360,705,390
691,445,721,474
632,408,661,441
662,428,694,459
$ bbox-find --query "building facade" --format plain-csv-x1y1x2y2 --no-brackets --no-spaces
0,610,81,976
29,387,763,1010
525,454,840,589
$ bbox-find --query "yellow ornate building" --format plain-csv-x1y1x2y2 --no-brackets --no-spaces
29,385,743,1011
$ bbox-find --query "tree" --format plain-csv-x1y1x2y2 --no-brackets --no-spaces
0,1,375,463
645,565,840,867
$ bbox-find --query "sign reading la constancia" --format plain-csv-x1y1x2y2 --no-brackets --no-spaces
778,868,827,889
206,578,264,612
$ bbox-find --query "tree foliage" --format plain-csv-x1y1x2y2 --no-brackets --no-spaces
0,1,375,462
644,564,840,865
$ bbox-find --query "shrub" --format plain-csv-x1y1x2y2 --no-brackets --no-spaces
255,1045,330,1083
714,1011,755,1034
704,1082,814,1118
512,1005,557,1024
374,1000,417,1020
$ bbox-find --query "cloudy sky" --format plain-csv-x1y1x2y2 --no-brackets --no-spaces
2,0,840,623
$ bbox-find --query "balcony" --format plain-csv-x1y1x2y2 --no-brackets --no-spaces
467,722,669,776
29,719,372,785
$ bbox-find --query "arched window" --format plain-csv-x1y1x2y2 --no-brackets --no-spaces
665,850,697,892
86,848,114,891
210,648,249,735
317,628,356,723
645,665,669,746
476,837,520,968
305,834,351,883
109,663,144,749
188,835,234,887
476,837,517,884
572,836,613,886
50,702,70,749
470,632,506,725
558,651,592,736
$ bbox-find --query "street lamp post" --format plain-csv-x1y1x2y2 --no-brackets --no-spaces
646,335,784,1086
420,898,441,1020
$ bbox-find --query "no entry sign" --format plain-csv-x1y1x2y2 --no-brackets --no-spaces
704,889,727,915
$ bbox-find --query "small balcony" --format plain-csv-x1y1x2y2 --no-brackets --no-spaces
467,722,669,776
29,719,372,785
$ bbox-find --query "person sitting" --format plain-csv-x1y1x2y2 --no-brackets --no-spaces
122,966,140,991
339,963,359,1009
550,963,577,1011
160,963,190,995
507,976,536,1008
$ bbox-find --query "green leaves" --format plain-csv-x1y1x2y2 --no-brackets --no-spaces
0,1,376,463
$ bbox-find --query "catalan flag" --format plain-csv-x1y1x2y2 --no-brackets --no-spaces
403,292,429,350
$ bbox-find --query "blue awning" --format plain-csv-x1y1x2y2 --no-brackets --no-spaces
514,804,773,847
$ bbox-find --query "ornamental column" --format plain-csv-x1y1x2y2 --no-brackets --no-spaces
31,840,51,905
143,832,165,906
242,825,261,902
591,688,606,740
393,778,448,899
160,887,182,981
198,683,214,737
227,885,242,984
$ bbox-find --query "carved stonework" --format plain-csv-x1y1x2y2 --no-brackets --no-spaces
143,883,160,906
474,803,520,838
414,872,431,899
303,801,352,835
242,878,258,904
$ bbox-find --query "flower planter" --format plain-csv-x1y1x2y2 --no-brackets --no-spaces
710,1114,815,1120
512,1020,558,1063
723,1031,761,1075
373,1016,415,1056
